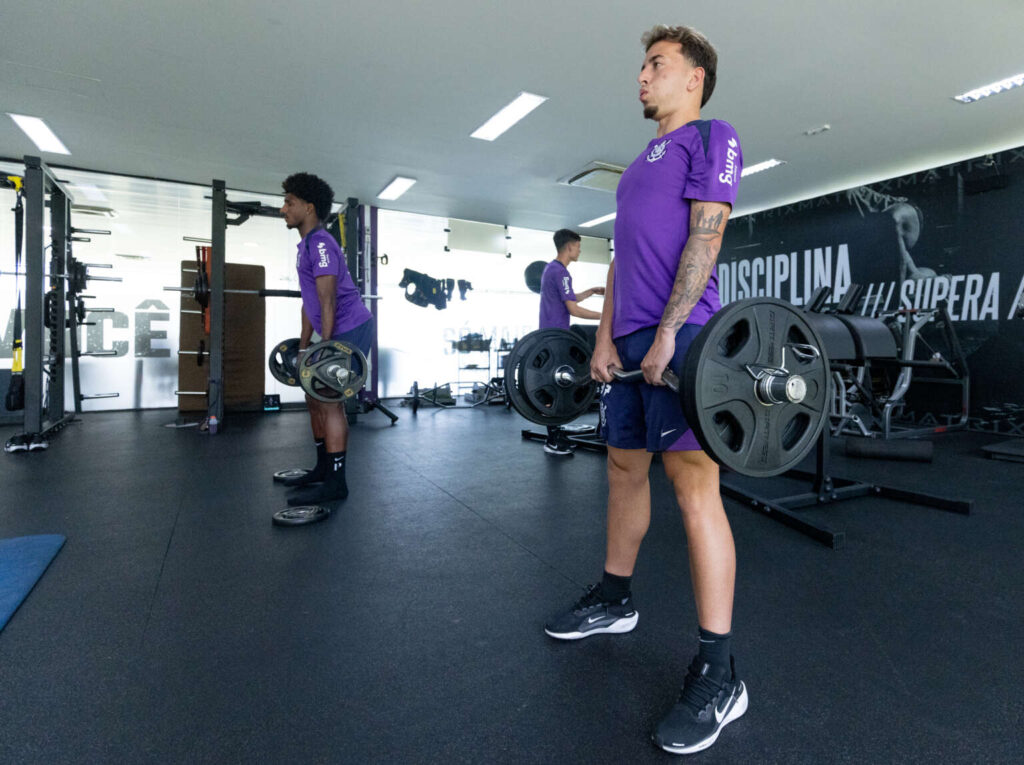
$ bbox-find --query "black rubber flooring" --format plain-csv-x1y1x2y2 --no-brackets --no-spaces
1,406,1021,764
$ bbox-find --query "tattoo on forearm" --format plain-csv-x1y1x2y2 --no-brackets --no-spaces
660,205,726,330
692,206,724,236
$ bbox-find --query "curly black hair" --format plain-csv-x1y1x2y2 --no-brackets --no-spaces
282,172,334,221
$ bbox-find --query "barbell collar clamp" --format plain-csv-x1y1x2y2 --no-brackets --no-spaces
754,374,807,406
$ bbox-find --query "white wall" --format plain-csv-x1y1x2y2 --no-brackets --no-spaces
376,210,608,398
0,163,610,409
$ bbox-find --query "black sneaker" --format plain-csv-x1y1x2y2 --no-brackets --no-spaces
287,474,348,506
279,468,325,487
653,656,748,755
544,584,638,640
543,437,574,456
4,434,29,453
28,434,48,451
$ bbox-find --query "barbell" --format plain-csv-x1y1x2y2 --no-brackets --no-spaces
504,298,831,478
267,337,369,403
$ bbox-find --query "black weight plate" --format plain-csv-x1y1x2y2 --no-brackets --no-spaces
504,330,556,425
524,260,546,294
272,505,331,526
505,329,595,426
521,331,596,423
268,337,301,386
299,339,368,403
273,468,308,483
681,298,830,478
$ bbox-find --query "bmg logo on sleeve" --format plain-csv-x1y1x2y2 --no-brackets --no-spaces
719,137,739,186
317,241,330,268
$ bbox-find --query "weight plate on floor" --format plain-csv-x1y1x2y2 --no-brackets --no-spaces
681,298,830,477
272,505,331,526
268,338,301,386
298,339,368,403
273,468,308,483
505,328,596,426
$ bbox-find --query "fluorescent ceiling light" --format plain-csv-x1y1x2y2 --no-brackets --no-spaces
7,113,70,154
953,73,1024,103
377,176,417,201
579,212,616,228
471,92,547,141
742,159,786,177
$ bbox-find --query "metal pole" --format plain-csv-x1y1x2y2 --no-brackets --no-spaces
369,205,379,398
48,183,69,424
68,294,83,412
22,157,44,434
208,180,226,426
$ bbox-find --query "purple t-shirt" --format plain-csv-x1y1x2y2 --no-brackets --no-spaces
612,119,742,338
296,227,372,337
539,259,577,329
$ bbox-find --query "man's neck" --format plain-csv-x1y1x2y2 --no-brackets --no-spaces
556,252,573,267
298,218,320,240
656,105,701,138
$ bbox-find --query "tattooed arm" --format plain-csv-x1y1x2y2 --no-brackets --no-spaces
640,200,732,385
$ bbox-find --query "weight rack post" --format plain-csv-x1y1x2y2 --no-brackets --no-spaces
22,158,45,434
47,176,70,426
22,156,76,436
208,180,226,427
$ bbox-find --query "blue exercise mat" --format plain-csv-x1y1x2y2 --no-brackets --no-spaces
0,534,66,632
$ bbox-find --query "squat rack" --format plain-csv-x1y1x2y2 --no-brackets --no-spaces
6,156,120,443
185,183,390,430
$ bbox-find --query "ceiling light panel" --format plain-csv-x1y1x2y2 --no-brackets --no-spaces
741,159,786,177
579,212,616,228
378,176,417,201
7,113,70,154
471,92,548,141
953,73,1024,103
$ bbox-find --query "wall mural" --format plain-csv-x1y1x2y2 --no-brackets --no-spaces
719,147,1024,434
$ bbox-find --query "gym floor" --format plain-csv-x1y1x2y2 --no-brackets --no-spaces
1,407,1020,764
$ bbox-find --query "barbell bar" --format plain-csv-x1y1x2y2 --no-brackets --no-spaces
504,298,831,478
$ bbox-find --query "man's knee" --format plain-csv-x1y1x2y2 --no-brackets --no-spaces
664,451,722,513
607,448,652,488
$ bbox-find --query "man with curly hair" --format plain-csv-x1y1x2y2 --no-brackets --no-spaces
278,172,373,506
543,26,747,755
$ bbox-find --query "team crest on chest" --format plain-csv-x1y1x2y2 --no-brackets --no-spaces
646,139,671,163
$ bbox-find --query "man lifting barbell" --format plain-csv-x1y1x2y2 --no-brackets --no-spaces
543,26,747,755
278,172,373,506
538,228,604,455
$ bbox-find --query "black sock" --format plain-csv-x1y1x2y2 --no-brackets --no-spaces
697,627,732,672
598,570,632,602
327,451,346,481
313,440,327,474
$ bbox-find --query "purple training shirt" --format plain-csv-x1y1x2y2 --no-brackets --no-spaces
296,227,372,337
538,259,576,330
612,119,742,338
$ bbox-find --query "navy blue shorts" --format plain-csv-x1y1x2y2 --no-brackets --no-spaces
330,318,374,377
331,318,374,358
600,324,703,452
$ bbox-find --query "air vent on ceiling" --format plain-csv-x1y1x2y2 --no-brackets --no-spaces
559,161,625,193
